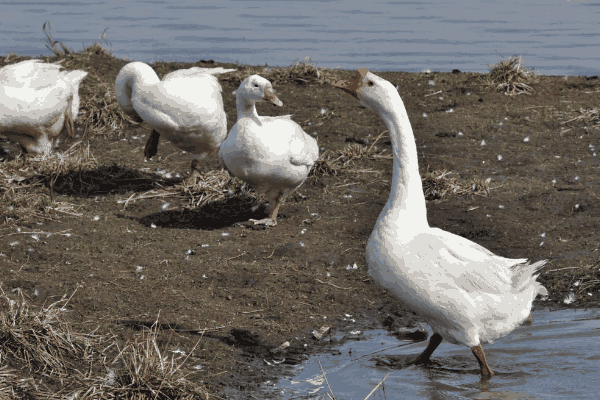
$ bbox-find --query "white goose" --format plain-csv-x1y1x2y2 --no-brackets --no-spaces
115,62,235,171
335,68,547,377
219,75,319,226
0,59,88,155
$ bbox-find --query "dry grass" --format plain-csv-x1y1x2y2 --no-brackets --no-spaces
43,20,111,60
120,168,258,210
311,152,493,200
69,320,210,400
568,260,600,295
0,286,98,377
40,22,136,137
42,21,73,57
179,169,255,209
0,289,212,399
422,169,492,201
0,364,42,399
311,136,386,177
222,56,338,86
0,141,95,224
53,33,137,137
76,70,139,137
559,107,600,129
484,55,537,95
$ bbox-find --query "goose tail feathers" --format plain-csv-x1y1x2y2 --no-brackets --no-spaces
511,259,548,296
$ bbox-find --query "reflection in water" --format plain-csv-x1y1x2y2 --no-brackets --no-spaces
263,308,600,399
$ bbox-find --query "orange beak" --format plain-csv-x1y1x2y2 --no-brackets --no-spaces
263,88,283,106
332,68,369,98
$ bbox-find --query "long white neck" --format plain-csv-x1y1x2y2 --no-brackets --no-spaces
375,94,428,232
115,63,160,116
236,95,262,125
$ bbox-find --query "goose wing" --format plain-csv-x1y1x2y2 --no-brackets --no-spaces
420,228,544,295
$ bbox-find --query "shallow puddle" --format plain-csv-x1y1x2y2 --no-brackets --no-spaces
261,308,600,399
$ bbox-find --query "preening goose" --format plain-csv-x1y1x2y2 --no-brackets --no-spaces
114,62,235,171
219,75,319,226
0,59,88,155
335,68,547,377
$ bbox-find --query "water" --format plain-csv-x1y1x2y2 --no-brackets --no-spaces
1,1,600,75
260,308,600,399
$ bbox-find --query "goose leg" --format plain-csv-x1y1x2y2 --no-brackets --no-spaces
250,191,284,227
268,191,284,222
412,333,443,364
471,344,494,377
144,129,160,160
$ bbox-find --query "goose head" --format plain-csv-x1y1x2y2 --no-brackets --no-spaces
234,75,283,107
334,68,399,115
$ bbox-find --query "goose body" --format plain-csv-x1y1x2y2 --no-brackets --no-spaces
114,62,235,169
0,59,88,155
219,75,319,226
336,69,546,376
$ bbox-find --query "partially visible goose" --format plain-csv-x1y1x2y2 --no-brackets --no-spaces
0,59,88,155
219,75,319,226
115,62,235,171
334,68,547,377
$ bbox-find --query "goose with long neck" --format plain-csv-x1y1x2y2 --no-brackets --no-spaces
219,75,318,226
0,59,88,155
115,62,235,172
335,68,547,377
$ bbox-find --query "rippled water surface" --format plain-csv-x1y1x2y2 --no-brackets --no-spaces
1,1,600,75
258,308,600,399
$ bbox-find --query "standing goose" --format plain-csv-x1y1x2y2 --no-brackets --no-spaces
0,59,88,155
334,68,547,377
219,75,319,226
115,62,235,171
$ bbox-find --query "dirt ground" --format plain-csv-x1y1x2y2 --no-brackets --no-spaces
1,50,599,398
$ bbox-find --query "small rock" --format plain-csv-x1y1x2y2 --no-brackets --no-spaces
312,326,331,340
271,341,291,354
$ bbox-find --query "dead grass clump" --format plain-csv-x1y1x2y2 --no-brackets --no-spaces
76,71,138,137
264,56,329,84
0,142,94,224
560,107,600,129
0,287,98,377
73,321,209,400
310,141,382,177
0,364,41,399
33,141,98,179
179,169,255,209
484,55,537,95
309,159,338,177
62,61,135,138
39,22,135,137
0,53,32,68
121,169,258,210
422,170,492,201
336,143,371,165
224,56,337,86
42,21,73,57
566,261,600,297
43,21,112,59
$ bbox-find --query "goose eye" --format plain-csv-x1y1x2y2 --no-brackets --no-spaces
367,81,374,87
254,84,259,88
